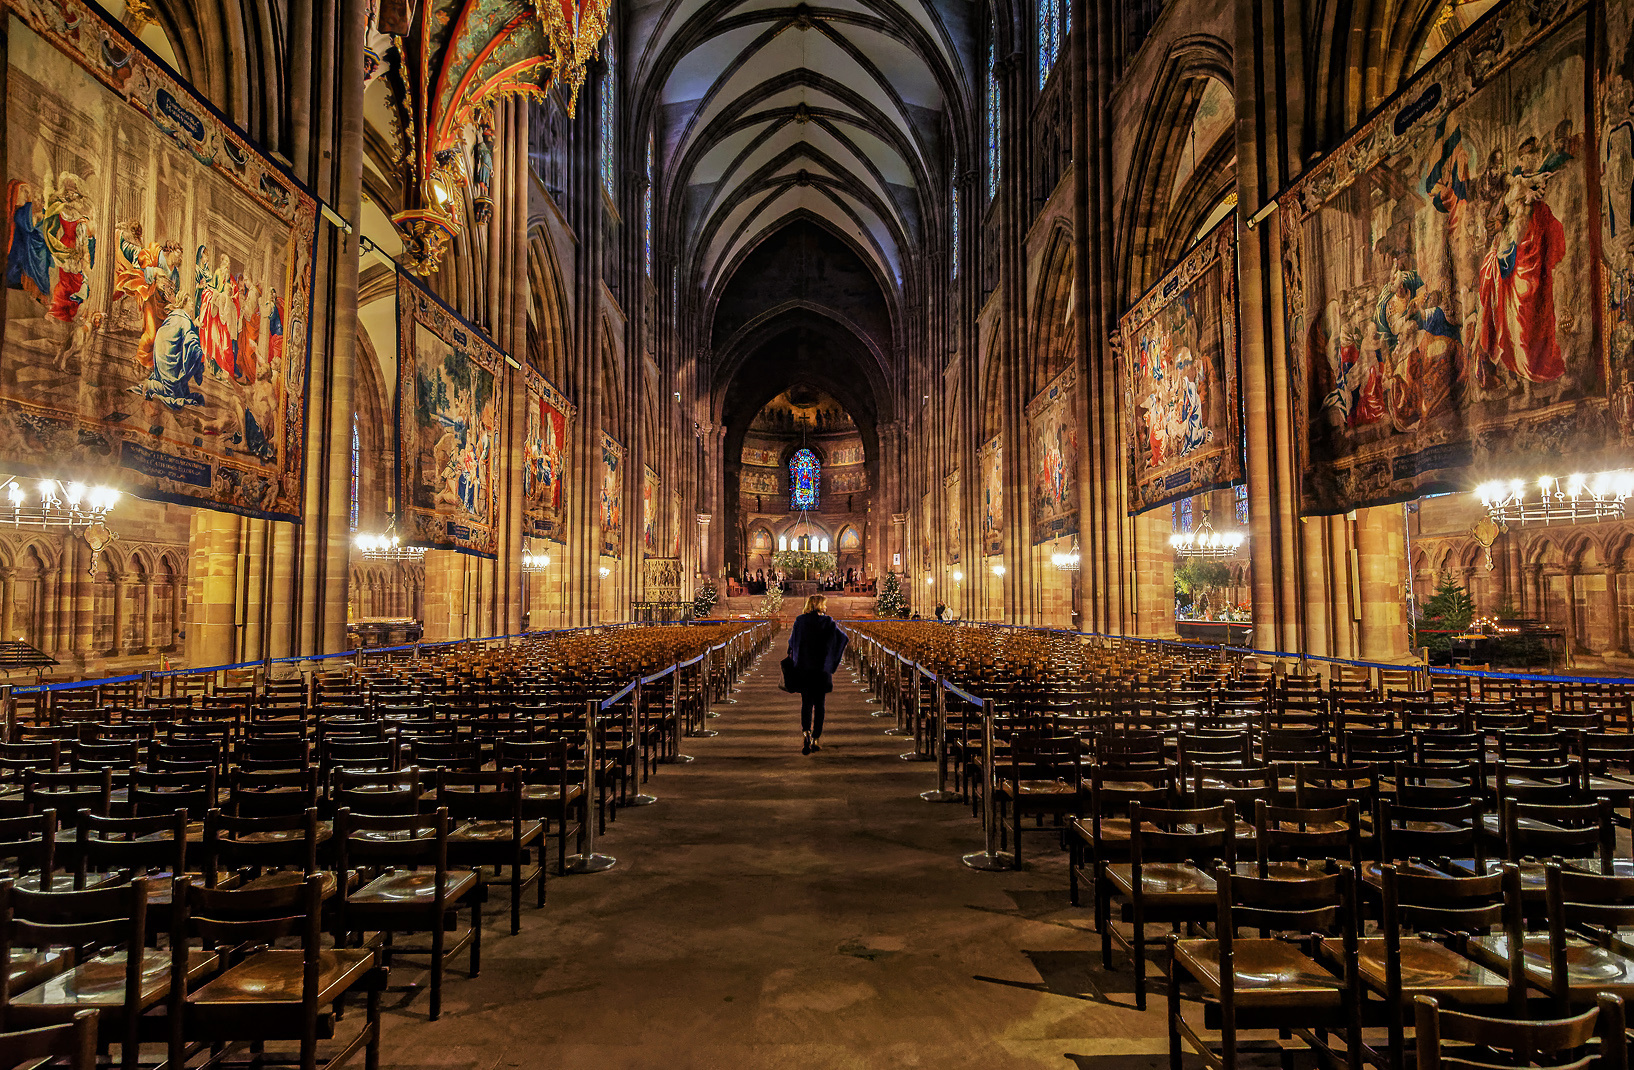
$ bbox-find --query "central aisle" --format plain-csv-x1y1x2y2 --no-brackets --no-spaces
377,649,1164,1068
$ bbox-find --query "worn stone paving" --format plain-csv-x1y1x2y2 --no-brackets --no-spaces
374,649,1172,1069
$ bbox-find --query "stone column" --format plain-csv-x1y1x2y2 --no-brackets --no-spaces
0,570,12,643
40,568,57,653
70,541,92,658
142,578,155,653
188,512,242,668
1355,508,1409,662
110,578,126,656
1602,565,1627,658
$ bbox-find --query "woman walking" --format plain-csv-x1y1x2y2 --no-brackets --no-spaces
786,594,849,754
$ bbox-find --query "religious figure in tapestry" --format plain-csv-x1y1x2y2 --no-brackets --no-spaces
981,437,1002,557
395,274,502,557
600,432,622,557
0,0,314,521
522,364,571,542
1281,0,1626,515
945,472,961,563
1029,368,1079,545
1120,216,1243,514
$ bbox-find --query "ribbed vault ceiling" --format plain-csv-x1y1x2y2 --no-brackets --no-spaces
630,0,970,306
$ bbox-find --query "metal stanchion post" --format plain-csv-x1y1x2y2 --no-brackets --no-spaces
885,657,909,735
962,700,1015,870
921,679,957,802
901,664,930,761
628,680,656,806
722,646,739,703
141,670,153,703
1,685,14,745
566,698,616,872
665,668,693,764
865,641,882,705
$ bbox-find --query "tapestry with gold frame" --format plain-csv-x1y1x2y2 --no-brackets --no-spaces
0,0,316,520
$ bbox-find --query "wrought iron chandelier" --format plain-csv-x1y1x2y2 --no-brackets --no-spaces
521,549,551,572
1169,513,1247,559
1476,471,1634,528
1050,538,1081,571
0,477,121,575
353,520,426,562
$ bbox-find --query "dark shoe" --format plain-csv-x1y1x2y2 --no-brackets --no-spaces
802,737,812,755
810,739,822,752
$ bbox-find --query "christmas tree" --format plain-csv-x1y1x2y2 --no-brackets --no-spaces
875,571,907,619
692,583,719,619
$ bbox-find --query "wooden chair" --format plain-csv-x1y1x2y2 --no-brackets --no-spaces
435,768,545,933
0,878,201,1070
1167,864,1359,1070
0,1008,99,1070
1098,801,1235,1010
0,810,58,893
334,807,479,1021
1067,764,1173,910
496,738,583,875
1415,993,1627,1070
169,873,383,1070
996,732,1081,868
1348,863,1525,1070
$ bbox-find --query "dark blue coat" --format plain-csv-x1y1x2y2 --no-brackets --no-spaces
787,613,848,694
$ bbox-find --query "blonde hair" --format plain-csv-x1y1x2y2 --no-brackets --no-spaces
804,594,827,615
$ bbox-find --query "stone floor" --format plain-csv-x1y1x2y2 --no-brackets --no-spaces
374,651,1173,1069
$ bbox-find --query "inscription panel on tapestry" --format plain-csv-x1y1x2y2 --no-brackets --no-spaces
1121,216,1241,513
522,365,570,543
1280,0,1620,514
395,277,501,557
0,4,316,520
1029,369,1078,544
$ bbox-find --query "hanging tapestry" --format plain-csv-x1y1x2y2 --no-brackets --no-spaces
670,489,681,557
1604,0,1634,413
1120,215,1242,514
1029,367,1078,544
945,472,962,563
980,436,1002,556
642,465,658,556
918,491,932,571
395,274,502,557
599,432,622,557
1280,0,1623,514
0,0,315,520
522,363,571,543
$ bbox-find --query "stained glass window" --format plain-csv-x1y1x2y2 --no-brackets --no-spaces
600,41,616,196
349,416,360,531
1179,498,1193,533
1234,484,1249,526
987,25,1000,202
790,448,820,510
1039,0,1060,88
643,132,654,276
950,153,961,279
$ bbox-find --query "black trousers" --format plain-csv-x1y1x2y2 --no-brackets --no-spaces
800,690,826,738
